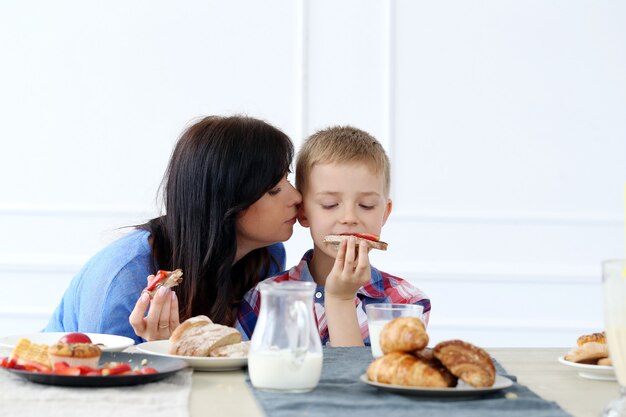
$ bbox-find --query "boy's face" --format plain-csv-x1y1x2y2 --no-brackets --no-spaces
298,162,392,259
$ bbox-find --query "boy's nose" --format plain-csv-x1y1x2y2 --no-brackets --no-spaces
340,207,358,225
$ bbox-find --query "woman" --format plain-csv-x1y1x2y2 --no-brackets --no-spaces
45,115,302,343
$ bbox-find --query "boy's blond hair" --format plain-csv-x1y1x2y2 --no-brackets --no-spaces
296,126,391,197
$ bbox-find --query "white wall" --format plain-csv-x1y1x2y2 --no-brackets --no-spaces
1,0,624,347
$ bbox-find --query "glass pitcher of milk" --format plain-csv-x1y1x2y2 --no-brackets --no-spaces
602,259,626,417
248,281,323,393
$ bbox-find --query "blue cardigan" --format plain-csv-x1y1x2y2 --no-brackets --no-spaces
44,230,286,344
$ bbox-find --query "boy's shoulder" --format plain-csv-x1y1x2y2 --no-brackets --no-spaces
260,270,293,284
260,249,315,285
361,266,429,304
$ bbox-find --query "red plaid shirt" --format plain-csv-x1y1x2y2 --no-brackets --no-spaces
235,250,430,345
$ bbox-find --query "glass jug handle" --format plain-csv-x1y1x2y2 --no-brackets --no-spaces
290,299,310,364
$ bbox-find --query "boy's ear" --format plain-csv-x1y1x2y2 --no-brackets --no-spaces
297,205,310,228
381,198,393,226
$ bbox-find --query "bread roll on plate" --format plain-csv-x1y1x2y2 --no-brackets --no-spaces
169,315,241,356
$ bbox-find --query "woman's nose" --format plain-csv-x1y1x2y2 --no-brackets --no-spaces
288,183,302,205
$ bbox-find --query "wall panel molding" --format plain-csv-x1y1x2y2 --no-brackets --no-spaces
430,317,599,332
0,309,51,319
0,261,81,274
0,309,599,334
295,0,309,142
0,258,599,283
0,203,157,219
383,0,396,155
2,204,620,226
392,210,623,225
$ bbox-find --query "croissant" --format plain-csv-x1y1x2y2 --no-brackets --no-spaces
379,317,428,354
598,357,613,366
577,332,606,346
564,342,609,364
367,351,457,388
433,340,496,387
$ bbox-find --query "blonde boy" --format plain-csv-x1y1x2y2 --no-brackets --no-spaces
236,126,430,346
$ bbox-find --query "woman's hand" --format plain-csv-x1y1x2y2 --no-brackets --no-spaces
324,236,371,301
129,274,180,341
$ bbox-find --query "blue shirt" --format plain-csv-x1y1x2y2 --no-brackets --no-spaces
44,230,286,344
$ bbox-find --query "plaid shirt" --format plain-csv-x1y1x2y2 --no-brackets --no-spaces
235,250,431,345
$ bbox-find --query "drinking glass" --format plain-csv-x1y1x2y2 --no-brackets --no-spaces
602,259,626,417
365,303,424,358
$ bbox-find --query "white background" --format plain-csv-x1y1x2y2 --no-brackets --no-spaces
1,0,624,347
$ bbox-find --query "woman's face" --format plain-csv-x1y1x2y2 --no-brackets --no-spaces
236,175,302,258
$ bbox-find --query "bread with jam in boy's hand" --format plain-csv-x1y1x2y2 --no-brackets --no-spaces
323,233,388,251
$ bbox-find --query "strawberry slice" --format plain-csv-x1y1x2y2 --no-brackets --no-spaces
340,233,380,242
53,361,70,371
139,367,158,375
86,370,104,376
0,357,11,368
77,366,97,375
19,359,51,373
55,367,81,376
101,363,132,376
145,270,168,292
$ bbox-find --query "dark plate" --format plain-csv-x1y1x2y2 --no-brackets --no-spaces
0,352,188,387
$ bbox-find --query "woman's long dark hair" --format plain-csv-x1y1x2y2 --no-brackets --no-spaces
138,115,294,325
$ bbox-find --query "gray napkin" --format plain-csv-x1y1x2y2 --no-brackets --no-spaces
246,346,572,417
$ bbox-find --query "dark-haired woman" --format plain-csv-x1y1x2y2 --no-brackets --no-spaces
44,116,302,343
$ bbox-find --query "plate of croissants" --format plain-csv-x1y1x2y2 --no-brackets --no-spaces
364,317,513,397
136,315,249,371
558,331,615,381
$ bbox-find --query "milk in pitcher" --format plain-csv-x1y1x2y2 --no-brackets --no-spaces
248,349,323,391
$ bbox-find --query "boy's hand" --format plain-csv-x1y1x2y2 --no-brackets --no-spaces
325,236,371,301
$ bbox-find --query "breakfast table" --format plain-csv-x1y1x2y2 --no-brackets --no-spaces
0,346,619,417
186,347,616,417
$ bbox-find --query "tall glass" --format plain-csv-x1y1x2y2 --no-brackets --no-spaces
603,259,626,417
365,303,424,358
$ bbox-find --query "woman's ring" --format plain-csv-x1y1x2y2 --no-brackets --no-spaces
158,324,169,329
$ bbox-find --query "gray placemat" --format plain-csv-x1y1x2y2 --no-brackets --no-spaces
246,347,572,417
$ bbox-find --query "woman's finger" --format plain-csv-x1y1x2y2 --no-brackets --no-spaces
129,292,150,335
157,288,173,336
169,291,180,330
146,286,169,334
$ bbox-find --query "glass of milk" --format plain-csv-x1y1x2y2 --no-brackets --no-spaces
248,281,323,393
602,259,626,417
365,303,424,358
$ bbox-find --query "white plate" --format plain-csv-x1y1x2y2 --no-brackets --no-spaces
360,374,514,398
558,356,616,381
135,340,247,371
0,333,135,352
